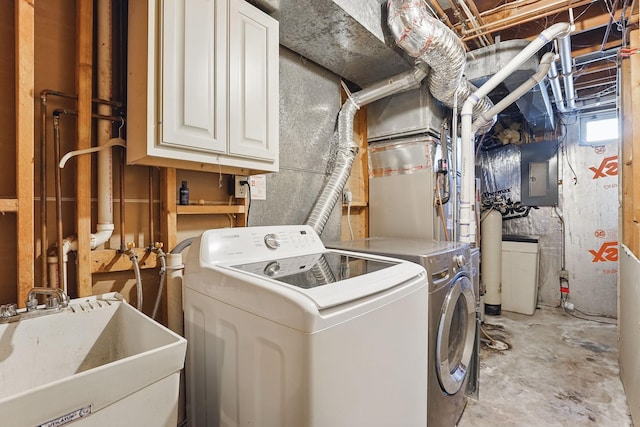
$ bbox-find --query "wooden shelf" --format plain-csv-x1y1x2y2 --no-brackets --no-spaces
0,198,18,213
176,204,245,215
342,202,368,208
91,248,159,274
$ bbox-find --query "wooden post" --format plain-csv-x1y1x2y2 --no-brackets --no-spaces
75,0,93,296
161,168,178,251
15,0,35,307
630,28,640,256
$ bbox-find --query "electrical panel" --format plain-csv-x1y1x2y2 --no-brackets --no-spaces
520,141,558,206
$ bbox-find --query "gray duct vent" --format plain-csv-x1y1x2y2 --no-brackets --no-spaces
272,0,413,86
466,40,555,132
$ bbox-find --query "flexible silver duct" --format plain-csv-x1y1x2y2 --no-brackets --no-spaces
387,0,495,133
305,67,427,235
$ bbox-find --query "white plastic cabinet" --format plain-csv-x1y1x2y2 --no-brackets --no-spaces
127,0,279,174
501,240,540,315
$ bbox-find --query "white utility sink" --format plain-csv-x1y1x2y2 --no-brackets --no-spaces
0,292,187,427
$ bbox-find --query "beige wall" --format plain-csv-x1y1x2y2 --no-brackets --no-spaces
619,247,640,422
620,26,640,427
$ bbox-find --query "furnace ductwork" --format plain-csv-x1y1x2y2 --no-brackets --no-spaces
387,0,495,133
305,67,427,235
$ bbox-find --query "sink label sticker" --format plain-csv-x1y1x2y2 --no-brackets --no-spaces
38,404,92,427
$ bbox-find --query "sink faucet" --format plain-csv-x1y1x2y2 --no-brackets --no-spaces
26,287,69,311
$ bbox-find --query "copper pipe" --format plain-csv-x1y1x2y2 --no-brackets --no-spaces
149,167,155,247
91,113,125,122
120,141,126,251
93,97,125,108
460,0,494,45
39,90,76,287
39,91,123,287
427,0,475,52
52,108,78,289
429,0,455,29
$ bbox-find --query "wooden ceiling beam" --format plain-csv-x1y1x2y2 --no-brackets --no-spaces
573,12,622,35
570,39,622,57
459,0,598,41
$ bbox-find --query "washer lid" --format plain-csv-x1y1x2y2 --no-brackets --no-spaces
228,251,407,309
326,238,468,263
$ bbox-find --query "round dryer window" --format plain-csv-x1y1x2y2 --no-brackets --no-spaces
436,273,476,395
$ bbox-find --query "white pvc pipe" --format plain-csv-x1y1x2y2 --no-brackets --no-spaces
472,52,556,133
166,253,185,336
96,0,114,246
459,22,571,244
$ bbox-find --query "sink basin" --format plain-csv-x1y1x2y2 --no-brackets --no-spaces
0,292,187,427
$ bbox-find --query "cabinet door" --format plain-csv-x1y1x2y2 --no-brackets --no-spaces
228,0,279,161
162,0,226,153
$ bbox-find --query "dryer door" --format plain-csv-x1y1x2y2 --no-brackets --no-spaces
436,273,476,395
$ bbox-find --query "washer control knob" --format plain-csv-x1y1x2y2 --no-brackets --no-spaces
263,261,281,276
264,233,281,250
454,254,467,268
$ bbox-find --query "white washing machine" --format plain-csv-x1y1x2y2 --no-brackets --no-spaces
327,238,477,427
183,225,429,427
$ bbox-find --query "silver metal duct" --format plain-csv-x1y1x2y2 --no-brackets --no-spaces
305,67,427,235
547,60,567,113
387,0,495,133
558,35,576,109
272,0,413,87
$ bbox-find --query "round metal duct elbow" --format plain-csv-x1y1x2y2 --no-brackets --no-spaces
387,0,495,133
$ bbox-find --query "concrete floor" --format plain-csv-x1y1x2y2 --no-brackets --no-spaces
458,306,634,427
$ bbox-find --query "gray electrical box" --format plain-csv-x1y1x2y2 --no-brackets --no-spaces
520,141,558,206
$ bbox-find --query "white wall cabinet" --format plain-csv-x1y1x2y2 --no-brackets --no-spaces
128,0,279,174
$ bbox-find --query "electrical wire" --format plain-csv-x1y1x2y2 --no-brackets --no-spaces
563,305,617,325
435,175,450,241
347,203,354,240
245,181,251,226
557,117,579,185
344,189,354,240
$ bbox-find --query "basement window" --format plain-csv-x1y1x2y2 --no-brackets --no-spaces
579,110,619,146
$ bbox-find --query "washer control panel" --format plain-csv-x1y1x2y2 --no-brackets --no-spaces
199,225,326,264
264,233,281,250
454,254,467,268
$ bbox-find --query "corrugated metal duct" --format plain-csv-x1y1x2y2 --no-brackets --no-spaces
387,0,495,133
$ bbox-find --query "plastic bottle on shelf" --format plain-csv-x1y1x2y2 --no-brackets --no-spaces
179,181,189,205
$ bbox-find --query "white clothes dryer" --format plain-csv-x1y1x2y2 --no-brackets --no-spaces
327,238,477,427
183,226,429,427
